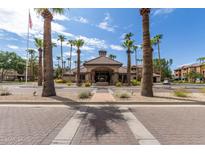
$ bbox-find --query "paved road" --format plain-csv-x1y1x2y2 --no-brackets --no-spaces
0,106,75,144
1,105,205,144
131,106,205,144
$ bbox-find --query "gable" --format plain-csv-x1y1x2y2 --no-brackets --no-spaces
84,56,122,66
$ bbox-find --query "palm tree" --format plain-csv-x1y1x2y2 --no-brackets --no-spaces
197,57,205,63
34,8,66,97
109,54,117,60
122,39,134,86
140,8,153,97
67,40,75,72
137,58,143,64
132,45,138,79
63,61,66,69
57,35,66,75
34,38,43,86
27,48,36,81
74,60,77,68
124,32,134,40
66,57,71,70
52,42,57,48
152,34,163,81
74,39,85,86
56,56,61,68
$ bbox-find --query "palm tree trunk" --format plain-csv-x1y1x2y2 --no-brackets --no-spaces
58,60,60,68
61,41,63,77
157,41,162,81
42,10,56,97
70,45,72,72
127,50,131,86
76,49,81,86
135,50,138,80
31,57,34,81
140,8,153,97
38,48,42,86
1,69,4,81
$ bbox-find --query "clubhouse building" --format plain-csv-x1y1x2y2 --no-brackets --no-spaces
63,50,160,85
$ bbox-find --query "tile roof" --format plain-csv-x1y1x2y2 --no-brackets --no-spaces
84,56,122,65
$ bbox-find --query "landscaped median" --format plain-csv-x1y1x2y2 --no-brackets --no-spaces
0,85,94,103
112,88,205,103
1,85,205,104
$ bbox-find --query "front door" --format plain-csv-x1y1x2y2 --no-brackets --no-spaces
95,71,111,83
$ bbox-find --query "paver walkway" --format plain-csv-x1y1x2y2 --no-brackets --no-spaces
90,88,115,102
71,106,138,144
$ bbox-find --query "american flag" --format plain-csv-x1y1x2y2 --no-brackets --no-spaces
28,11,32,29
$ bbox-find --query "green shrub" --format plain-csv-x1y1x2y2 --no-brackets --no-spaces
78,91,92,99
0,87,11,96
119,93,130,98
174,88,188,97
115,91,131,99
115,81,122,87
131,79,140,86
55,79,66,83
84,81,91,87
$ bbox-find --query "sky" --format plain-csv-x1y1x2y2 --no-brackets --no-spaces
0,8,204,70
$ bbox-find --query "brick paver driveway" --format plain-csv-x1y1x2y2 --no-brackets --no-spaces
2,104,205,145
0,106,75,144
71,106,138,145
131,106,205,144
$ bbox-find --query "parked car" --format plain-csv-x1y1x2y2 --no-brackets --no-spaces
163,79,171,85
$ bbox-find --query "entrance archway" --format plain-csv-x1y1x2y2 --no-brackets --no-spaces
91,67,114,84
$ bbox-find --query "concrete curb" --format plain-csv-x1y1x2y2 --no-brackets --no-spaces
51,106,87,145
0,101,205,105
120,107,160,145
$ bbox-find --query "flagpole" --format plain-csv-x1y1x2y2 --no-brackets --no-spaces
25,9,30,84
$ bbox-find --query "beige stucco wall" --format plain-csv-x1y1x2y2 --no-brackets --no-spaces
85,65,120,72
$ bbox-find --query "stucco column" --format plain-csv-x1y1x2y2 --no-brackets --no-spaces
91,71,95,83
113,72,119,84
85,72,91,82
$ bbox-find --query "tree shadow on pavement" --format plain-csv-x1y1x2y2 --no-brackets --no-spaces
72,105,130,141
50,95,76,103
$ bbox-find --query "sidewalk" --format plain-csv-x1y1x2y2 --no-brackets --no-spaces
90,88,116,102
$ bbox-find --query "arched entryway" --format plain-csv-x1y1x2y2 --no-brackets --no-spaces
91,67,114,84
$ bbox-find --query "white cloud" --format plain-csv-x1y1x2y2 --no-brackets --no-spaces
110,45,124,51
64,52,77,57
98,22,115,32
0,8,68,39
104,13,111,21
97,13,116,32
0,9,107,54
53,14,69,21
152,9,175,16
76,35,108,49
72,16,88,24
54,15,89,24
7,44,19,50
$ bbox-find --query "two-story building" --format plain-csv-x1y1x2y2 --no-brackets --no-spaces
174,63,205,82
